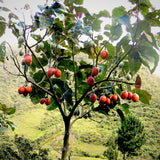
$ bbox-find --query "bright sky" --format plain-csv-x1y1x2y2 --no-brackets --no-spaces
0,0,160,76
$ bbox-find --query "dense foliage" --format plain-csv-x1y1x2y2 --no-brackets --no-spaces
0,0,160,159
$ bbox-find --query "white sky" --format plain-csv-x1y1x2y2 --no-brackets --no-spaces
0,0,160,76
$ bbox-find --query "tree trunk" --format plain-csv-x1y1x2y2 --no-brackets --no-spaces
61,118,70,160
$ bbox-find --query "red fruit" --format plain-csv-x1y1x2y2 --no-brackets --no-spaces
87,76,95,86
106,98,111,105
120,91,128,99
127,91,133,100
24,53,30,58
47,68,55,77
24,56,32,65
132,93,139,102
25,86,32,93
54,69,61,78
18,86,26,94
90,94,97,103
100,50,108,59
76,12,83,18
99,95,106,105
45,98,51,105
40,98,45,104
92,67,99,76
112,94,118,102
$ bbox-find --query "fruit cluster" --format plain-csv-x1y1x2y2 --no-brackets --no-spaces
18,86,32,96
90,93,118,105
47,68,61,78
40,98,51,105
120,91,139,102
24,53,32,65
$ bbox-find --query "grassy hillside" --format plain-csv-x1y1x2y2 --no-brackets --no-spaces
0,61,160,160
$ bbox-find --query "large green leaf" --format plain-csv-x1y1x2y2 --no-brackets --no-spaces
93,19,102,32
46,98,58,111
116,34,132,53
97,10,110,18
132,89,152,104
111,25,122,41
112,6,126,18
138,41,159,73
0,41,6,62
105,43,116,59
128,50,142,75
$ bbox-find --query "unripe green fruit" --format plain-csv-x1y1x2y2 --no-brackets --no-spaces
38,42,44,49
126,73,132,80
50,42,56,49
19,50,24,56
18,36,24,44
119,62,124,68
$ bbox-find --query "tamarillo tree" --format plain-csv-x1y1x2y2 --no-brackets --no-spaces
0,0,160,159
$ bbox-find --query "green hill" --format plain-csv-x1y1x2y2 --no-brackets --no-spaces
0,60,160,160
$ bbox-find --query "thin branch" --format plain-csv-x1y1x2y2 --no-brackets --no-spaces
70,110,91,127
30,30,48,48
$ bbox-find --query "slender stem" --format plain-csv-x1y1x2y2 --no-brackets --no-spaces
72,45,78,103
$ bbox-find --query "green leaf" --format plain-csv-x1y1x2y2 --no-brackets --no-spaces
52,79,69,93
31,34,41,41
46,98,58,111
0,21,6,37
6,120,17,131
0,7,10,11
138,41,159,73
93,19,102,32
58,59,79,72
145,10,160,26
132,89,152,104
117,15,131,28
0,41,6,62
75,7,88,14
8,13,18,19
111,25,122,41
106,43,116,59
64,88,73,105
30,85,46,104
5,108,16,115
97,10,110,18
39,15,54,29
116,34,132,53
74,0,83,5
128,50,141,75
112,6,126,18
